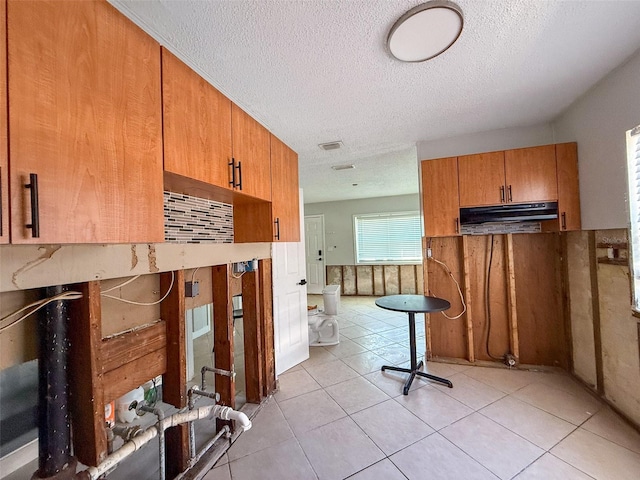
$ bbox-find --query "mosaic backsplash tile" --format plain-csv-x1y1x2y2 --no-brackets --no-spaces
460,222,541,235
164,191,233,243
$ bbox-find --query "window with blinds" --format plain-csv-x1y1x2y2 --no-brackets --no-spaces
626,125,640,311
353,212,422,264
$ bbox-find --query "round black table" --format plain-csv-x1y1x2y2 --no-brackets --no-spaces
375,294,452,395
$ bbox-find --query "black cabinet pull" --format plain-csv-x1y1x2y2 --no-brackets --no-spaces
507,185,513,202
455,217,459,234
236,161,242,190
274,218,280,240
229,158,236,187
25,173,40,238
500,185,505,203
561,212,567,230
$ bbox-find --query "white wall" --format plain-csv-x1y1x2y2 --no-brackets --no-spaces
553,48,640,230
416,124,554,161
304,194,420,265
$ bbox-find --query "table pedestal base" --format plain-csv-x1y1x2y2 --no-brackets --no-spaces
381,360,453,395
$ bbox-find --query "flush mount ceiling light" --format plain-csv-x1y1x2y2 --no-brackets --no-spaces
387,0,463,62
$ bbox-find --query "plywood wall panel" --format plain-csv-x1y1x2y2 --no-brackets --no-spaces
343,266,357,295
384,266,400,295
464,235,510,361
513,233,567,367
356,266,374,295
426,237,467,359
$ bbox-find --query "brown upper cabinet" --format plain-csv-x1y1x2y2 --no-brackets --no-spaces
421,157,460,237
7,0,164,244
162,49,233,190
271,135,300,242
0,0,8,244
231,104,272,201
555,142,581,231
423,142,581,237
459,145,557,207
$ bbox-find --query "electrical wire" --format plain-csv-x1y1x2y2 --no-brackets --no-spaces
428,256,467,320
100,271,175,306
484,235,502,360
191,267,201,284
0,291,83,333
100,275,141,294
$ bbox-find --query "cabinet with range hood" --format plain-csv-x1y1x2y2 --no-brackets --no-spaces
421,142,580,237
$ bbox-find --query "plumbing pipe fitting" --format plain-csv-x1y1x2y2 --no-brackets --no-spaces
200,366,235,391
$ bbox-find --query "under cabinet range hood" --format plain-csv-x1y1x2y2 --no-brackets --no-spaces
460,202,558,225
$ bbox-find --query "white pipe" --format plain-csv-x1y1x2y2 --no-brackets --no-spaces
78,404,251,480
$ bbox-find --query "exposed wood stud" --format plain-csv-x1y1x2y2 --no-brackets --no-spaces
505,234,520,360
212,264,235,407
68,281,107,467
259,259,276,396
588,232,604,395
560,234,575,374
160,269,189,478
242,270,263,403
461,236,475,363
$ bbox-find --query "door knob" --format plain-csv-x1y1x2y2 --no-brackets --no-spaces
297,279,307,286
318,258,322,261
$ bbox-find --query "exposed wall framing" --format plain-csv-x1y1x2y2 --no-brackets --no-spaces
325,264,424,296
423,233,568,367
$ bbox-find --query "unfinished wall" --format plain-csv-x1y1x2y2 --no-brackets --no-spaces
326,264,423,297
566,231,597,387
303,194,421,265
0,243,269,369
565,229,640,427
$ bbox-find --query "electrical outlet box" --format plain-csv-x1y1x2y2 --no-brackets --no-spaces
185,281,200,298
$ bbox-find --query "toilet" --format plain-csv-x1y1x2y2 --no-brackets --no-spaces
308,312,339,346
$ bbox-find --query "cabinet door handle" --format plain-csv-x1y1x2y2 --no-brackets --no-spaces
229,158,236,187
25,173,40,238
455,217,459,234
236,161,242,190
561,212,567,230
507,184,513,202
274,218,280,240
500,185,505,203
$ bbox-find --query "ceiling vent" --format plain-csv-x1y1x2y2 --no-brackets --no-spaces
318,141,344,151
331,164,355,171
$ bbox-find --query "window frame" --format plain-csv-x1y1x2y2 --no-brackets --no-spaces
352,211,422,265
625,124,640,314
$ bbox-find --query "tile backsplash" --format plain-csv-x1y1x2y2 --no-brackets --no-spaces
460,222,541,235
164,191,233,243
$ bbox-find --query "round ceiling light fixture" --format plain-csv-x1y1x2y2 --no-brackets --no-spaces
387,1,463,62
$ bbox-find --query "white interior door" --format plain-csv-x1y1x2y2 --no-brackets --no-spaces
273,189,309,375
304,215,325,294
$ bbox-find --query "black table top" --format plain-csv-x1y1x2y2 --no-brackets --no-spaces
375,294,450,314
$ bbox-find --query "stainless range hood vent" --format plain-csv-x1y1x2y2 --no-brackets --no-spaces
460,202,558,225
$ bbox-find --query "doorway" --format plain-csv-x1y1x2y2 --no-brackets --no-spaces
304,214,325,295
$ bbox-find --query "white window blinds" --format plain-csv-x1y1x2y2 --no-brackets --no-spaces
626,125,640,310
354,212,422,264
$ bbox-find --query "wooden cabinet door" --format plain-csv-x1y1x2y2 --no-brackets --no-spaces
556,142,581,230
505,145,557,203
421,157,460,237
8,0,164,243
162,48,232,188
271,135,300,242
0,0,8,244
231,104,272,201
458,152,506,207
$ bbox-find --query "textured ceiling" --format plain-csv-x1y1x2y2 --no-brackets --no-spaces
110,0,640,204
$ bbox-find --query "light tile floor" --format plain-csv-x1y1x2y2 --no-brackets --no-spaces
205,296,640,480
